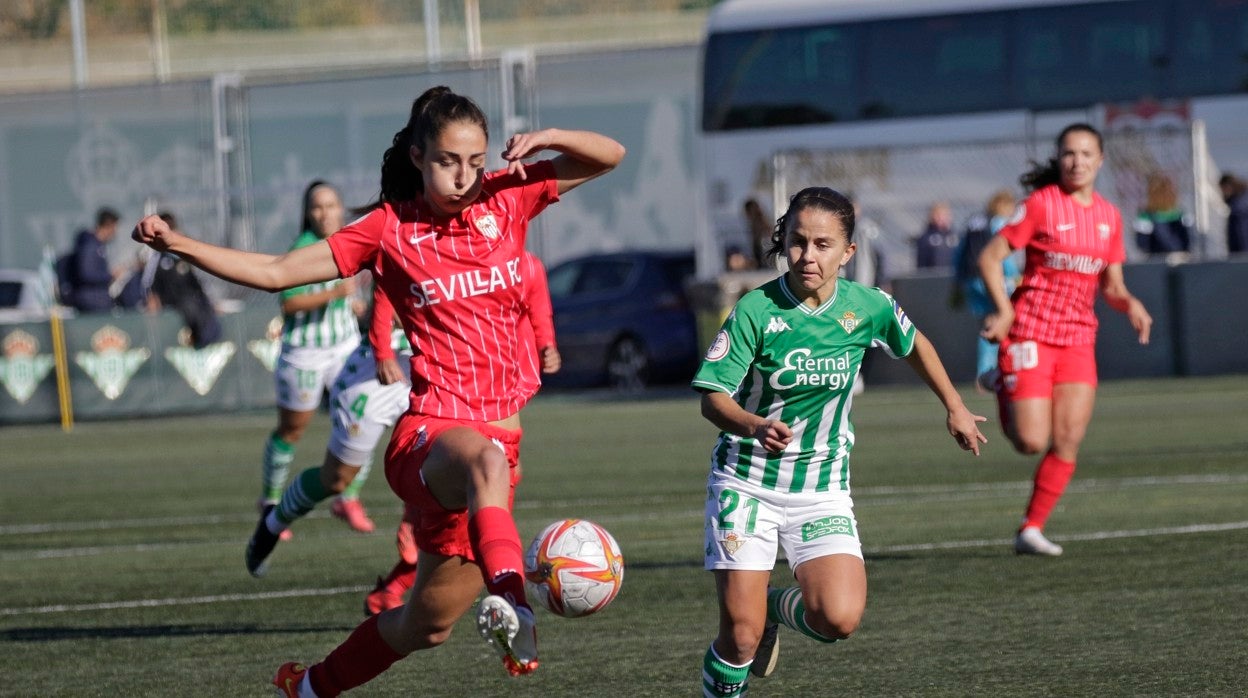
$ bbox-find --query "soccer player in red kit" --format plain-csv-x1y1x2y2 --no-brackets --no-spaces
132,85,624,694
365,249,561,617
978,122,1152,556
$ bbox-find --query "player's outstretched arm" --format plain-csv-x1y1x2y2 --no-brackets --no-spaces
132,214,340,292
977,234,1016,343
699,390,792,454
903,331,988,455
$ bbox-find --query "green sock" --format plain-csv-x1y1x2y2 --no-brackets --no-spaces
261,432,295,501
701,643,750,697
338,457,371,500
768,586,838,644
275,467,330,526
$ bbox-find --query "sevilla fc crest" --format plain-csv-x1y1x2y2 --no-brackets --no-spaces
475,213,500,240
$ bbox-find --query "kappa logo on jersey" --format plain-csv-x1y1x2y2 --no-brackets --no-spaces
764,316,791,334
474,213,501,240
836,311,859,334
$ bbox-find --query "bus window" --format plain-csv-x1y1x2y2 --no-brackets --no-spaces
1014,1,1166,109
702,26,858,130
1171,0,1248,95
862,13,1008,119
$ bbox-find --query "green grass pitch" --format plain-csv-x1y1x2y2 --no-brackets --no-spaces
2,375,1246,696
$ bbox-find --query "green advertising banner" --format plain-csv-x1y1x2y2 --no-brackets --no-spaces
0,306,285,425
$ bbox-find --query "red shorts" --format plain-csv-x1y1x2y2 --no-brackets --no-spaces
998,338,1097,401
384,412,523,561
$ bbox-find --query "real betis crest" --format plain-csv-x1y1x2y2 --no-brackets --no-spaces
247,316,283,372
75,325,150,400
837,311,859,334
474,212,500,240
165,329,236,396
719,531,744,556
0,329,54,404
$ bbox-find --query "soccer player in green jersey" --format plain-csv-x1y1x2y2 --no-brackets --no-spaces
692,187,987,697
257,180,368,547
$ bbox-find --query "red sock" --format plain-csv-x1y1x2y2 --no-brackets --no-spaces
1023,451,1076,530
381,560,417,593
468,506,529,610
308,615,404,697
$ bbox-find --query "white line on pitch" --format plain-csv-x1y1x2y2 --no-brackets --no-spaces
0,585,370,617
2,521,1246,617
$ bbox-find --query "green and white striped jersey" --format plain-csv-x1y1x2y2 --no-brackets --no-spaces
279,230,360,349
692,276,916,495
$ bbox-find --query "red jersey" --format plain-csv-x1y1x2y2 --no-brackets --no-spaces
999,184,1125,346
327,161,560,421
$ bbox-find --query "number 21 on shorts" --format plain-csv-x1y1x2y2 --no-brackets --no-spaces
716,489,759,535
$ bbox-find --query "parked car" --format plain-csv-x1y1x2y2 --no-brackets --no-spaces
0,268,54,324
543,250,699,391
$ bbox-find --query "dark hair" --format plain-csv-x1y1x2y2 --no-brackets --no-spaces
1020,122,1104,192
157,211,178,230
300,179,338,233
1220,173,1247,197
766,186,856,259
96,207,120,227
358,85,489,212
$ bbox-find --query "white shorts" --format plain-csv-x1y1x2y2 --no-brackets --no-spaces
274,341,359,412
327,346,412,465
704,468,863,572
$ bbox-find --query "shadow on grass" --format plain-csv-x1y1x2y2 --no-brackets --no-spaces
2,623,356,642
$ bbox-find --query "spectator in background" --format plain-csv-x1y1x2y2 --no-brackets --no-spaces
1133,172,1192,260
742,198,771,269
147,212,223,348
914,201,957,269
64,206,121,312
1220,173,1248,254
950,189,1020,392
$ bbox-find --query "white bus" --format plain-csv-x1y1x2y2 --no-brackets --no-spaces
698,0,1248,276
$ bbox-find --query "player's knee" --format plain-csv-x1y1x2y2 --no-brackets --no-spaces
807,609,859,640
1010,432,1048,455
716,626,763,664
467,446,510,492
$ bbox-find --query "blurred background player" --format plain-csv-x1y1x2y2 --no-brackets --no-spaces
258,180,367,543
1220,173,1248,254
246,283,409,577
364,249,560,615
1132,172,1192,261
134,85,624,692
978,123,1153,556
60,206,122,313
692,186,985,696
145,211,224,348
950,189,1020,391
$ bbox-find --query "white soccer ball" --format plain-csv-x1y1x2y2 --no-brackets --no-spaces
524,518,624,618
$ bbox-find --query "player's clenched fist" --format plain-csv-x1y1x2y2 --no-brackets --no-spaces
132,214,179,252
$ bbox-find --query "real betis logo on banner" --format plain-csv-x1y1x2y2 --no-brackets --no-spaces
0,330,54,404
76,325,150,400
165,331,236,396
247,316,283,372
